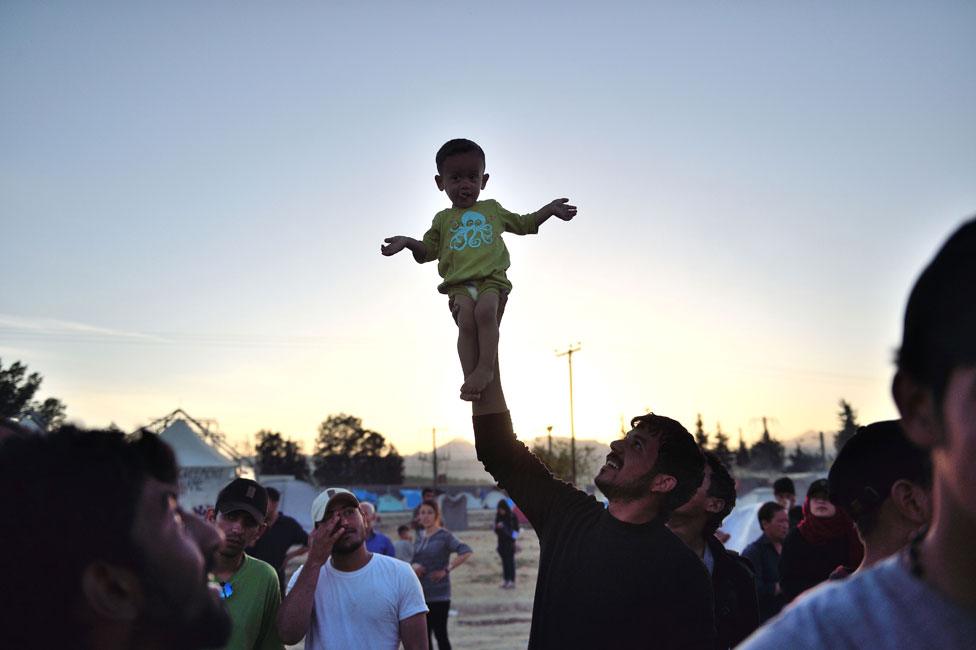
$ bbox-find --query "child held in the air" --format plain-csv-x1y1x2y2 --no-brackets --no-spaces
381,138,576,400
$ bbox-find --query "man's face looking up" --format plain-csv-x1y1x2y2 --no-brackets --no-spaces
595,426,662,500
322,503,367,554
130,478,231,648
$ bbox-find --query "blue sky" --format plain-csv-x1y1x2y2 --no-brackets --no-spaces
2,2,974,454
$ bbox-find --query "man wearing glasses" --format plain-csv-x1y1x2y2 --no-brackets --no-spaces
208,478,284,650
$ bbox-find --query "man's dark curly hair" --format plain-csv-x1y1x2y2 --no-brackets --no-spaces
631,413,705,518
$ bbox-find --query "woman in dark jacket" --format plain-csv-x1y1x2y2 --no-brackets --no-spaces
779,479,863,602
494,499,520,588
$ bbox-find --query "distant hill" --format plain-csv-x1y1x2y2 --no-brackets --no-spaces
403,436,610,484
780,429,829,454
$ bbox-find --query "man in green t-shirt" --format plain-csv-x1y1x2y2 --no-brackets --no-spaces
208,478,285,650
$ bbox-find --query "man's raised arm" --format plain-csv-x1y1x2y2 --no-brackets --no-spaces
472,359,580,534
277,515,343,645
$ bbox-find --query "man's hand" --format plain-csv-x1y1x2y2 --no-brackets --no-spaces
547,198,577,221
381,236,409,256
306,513,346,567
428,569,448,582
411,563,427,578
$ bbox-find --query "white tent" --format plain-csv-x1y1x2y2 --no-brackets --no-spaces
158,418,238,515
259,476,320,531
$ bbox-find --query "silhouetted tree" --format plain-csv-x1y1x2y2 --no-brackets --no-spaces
313,414,403,485
255,430,310,481
735,430,751,468
712,423,735,469
834,400,859,453
531,439,599,485
749,417,785,471
0,359,67,429
786,443,819,473
694,413,709,448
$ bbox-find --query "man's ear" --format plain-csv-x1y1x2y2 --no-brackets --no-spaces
481,173,489,189
704,496,725,516
434,174,445,191
81,561,143,621
205,507,216,524
253,521,269,543
892,370,942,449
890,479,933,528
650,473,677,495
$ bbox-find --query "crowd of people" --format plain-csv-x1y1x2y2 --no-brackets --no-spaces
1,216,974,649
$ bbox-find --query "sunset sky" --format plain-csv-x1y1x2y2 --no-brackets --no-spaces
2,2,974,456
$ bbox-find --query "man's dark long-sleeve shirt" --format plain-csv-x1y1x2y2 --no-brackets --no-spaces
475,411,716,649
741,535,785,623
706,535,760,648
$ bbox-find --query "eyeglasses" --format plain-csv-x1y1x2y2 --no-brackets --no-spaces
218,582,234,600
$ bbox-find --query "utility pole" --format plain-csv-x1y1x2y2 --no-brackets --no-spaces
556,343,581,485
546,425,553,456
819,431,827,470
432,427,438,490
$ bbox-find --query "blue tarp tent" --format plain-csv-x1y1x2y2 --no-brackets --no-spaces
401,489,422,509
377,494,406,512
352,488,378,505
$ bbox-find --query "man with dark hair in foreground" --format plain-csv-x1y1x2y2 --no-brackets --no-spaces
0,426,231,650
740,217,976,649
668,451,760,648
473,365,716,648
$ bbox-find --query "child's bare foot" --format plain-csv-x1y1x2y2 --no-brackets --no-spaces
460,367,494,400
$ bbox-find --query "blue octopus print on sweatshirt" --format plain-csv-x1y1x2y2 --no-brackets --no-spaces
449,211,494,250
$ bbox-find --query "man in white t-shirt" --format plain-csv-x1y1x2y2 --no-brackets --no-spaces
276,487,428,650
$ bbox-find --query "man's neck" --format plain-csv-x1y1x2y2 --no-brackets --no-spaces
667,516,708,558
332,546,372,572
607,496,661,525
763,533,783,554
213,551,245,581
858,527,913,573
920,477,976,611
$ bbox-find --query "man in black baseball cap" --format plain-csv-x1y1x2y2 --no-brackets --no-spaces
208,478,284,650
828,420,932,575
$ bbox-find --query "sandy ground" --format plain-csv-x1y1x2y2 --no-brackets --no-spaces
284,509,536,650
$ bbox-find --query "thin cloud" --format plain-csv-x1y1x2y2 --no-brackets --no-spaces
0,314,166,343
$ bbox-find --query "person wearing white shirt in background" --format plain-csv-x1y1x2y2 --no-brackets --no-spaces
276,487,428,650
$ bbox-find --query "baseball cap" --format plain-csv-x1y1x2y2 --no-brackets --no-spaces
310,487,360,525
806,478,830,500
829,420,932,520
215,478,268,524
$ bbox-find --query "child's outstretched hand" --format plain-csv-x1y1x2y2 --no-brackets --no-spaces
381,236,409,256
548,198,577,221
